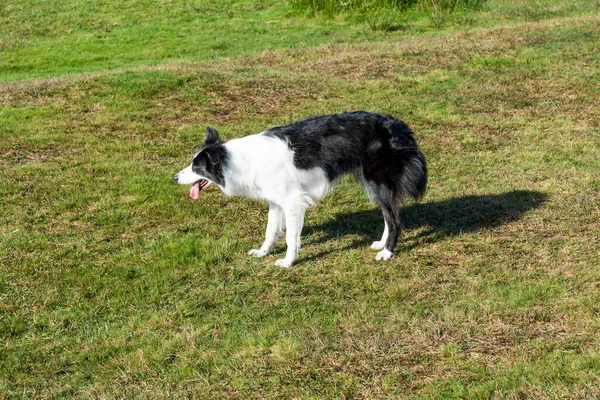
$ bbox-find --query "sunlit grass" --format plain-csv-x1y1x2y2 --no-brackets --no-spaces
1,0,600,397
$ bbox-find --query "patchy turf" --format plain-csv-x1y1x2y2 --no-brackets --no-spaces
1,0,600,398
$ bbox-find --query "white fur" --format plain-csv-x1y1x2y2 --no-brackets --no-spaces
220,134,331,203
375,248,393,261
370,221,388,250
180,134,333,267
176,164,203,185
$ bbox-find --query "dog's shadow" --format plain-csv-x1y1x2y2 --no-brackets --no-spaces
302,190,548,260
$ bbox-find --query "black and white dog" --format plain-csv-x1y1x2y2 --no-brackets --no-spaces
174,111,427,267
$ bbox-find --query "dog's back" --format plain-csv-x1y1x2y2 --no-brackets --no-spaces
264,111,427,203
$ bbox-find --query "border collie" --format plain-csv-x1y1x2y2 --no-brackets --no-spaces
174,111,427,267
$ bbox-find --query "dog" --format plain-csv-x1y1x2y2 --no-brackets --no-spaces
174,111,427,267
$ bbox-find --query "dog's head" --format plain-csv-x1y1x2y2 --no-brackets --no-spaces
174,127,227,199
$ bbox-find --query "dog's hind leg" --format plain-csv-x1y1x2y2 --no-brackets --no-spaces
370,220,389,250
275,194,313,268
375,206,399,261
372,187,402,261
248,202,285,257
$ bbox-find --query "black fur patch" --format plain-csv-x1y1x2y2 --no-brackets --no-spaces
264,111,427,200
192,127,229,186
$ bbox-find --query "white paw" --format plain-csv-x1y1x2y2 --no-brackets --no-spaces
275,258,293,268
248,249,267,257
370,240,385,250
375,249,393,261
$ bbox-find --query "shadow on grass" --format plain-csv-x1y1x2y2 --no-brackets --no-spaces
302,190,548,261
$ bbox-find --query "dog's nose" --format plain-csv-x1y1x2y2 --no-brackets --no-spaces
173,174,179,182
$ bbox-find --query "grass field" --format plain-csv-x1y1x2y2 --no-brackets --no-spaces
2,0,600,398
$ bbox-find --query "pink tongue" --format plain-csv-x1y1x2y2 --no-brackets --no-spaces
189,182,201,200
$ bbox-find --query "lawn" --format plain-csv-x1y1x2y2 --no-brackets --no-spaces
1,0,600,398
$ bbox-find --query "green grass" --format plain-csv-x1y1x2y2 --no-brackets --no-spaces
289,0,487,30
2,0,600,398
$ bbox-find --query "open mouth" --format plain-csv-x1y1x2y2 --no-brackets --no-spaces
189,179,209,199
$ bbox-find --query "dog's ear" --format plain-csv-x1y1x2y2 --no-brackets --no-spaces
205,127,221,145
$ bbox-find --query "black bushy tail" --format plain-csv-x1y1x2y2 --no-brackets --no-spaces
399,149,427,202
390,119,427,203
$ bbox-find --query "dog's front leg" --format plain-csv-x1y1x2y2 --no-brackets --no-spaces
248,202,284,257
275,196,310,268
